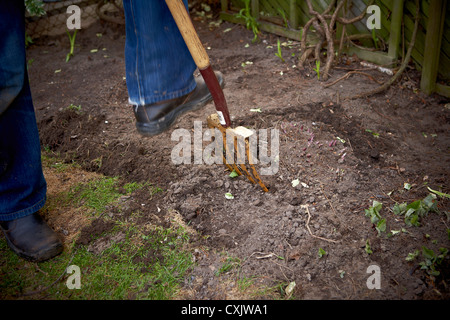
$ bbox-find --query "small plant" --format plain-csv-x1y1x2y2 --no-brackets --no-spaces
365,129,380,138
318,247,327,258
419,246,448,277
365,201,386,235
275,39,285,62
277,8,288,28
365,240,373,255
241,61,253,68
313,60,321,80
25,0,46,16
406,250,420,262
66,29,78,62
67,103,82,113
235,0,260,43
393,193,438,227
215,256,241,276
25,32,34,48
371,29,379,50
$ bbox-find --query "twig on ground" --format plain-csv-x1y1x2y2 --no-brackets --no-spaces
303,205,339,243
21,250,76,297
324,70,383,88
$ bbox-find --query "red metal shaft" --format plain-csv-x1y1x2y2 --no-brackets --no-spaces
199,65,231,128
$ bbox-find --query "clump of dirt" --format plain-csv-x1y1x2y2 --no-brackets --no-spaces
76,218,115,246
27,9,450,300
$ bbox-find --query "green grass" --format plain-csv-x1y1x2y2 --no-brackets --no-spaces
0,153,192,300
69,176,122,214
65,224,194,299
0,223,195,299
41,151,81,173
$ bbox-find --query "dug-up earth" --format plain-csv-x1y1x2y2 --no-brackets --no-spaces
24,6,449,300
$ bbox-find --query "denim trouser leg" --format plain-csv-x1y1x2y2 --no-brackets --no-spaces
0,2,47,221
123,0,197,105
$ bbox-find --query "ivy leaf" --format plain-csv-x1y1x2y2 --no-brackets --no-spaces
405,250,420,261
422,246,436,260
376,219,386,234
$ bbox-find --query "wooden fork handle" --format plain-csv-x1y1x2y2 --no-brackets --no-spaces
165,0,231,127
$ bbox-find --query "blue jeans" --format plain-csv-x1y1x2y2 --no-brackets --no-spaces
0,1,197,221
123,0,197,105
0,1,47,221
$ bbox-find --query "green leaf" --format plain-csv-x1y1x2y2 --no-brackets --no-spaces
422,246,436,260
406,250,419,261
406,200,421,211
438,248,448,261
225,192,234,200
372,201,382,212
365,201,383,225
429,265,440,276
229,170,239,178
393,203,407,215
406,213,420,227
376,219,386,234
318,248,327,258
422,193,438,211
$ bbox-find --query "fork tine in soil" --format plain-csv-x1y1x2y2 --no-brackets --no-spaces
207,114,269,192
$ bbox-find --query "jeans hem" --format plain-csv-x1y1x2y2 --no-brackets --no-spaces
128,77,197,106
0,195,46,222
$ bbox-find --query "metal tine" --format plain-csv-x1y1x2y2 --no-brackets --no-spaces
245,137,269,192
222,129,243,177
214,128,236,174
233,134,256,185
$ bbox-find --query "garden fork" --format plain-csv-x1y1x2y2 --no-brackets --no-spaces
165,0,268,192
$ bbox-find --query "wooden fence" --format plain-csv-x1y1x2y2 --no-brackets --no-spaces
220,0,449,97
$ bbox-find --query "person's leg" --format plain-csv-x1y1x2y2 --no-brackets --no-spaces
0,1,62,262
123,0,224,136
123,0,196,105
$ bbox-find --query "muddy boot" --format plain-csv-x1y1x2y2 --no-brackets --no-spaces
133,72,224,136
0,212,63,262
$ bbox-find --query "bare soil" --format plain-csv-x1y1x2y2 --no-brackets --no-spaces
26,8,449,300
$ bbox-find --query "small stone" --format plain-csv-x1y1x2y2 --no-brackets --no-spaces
370,149,380,160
